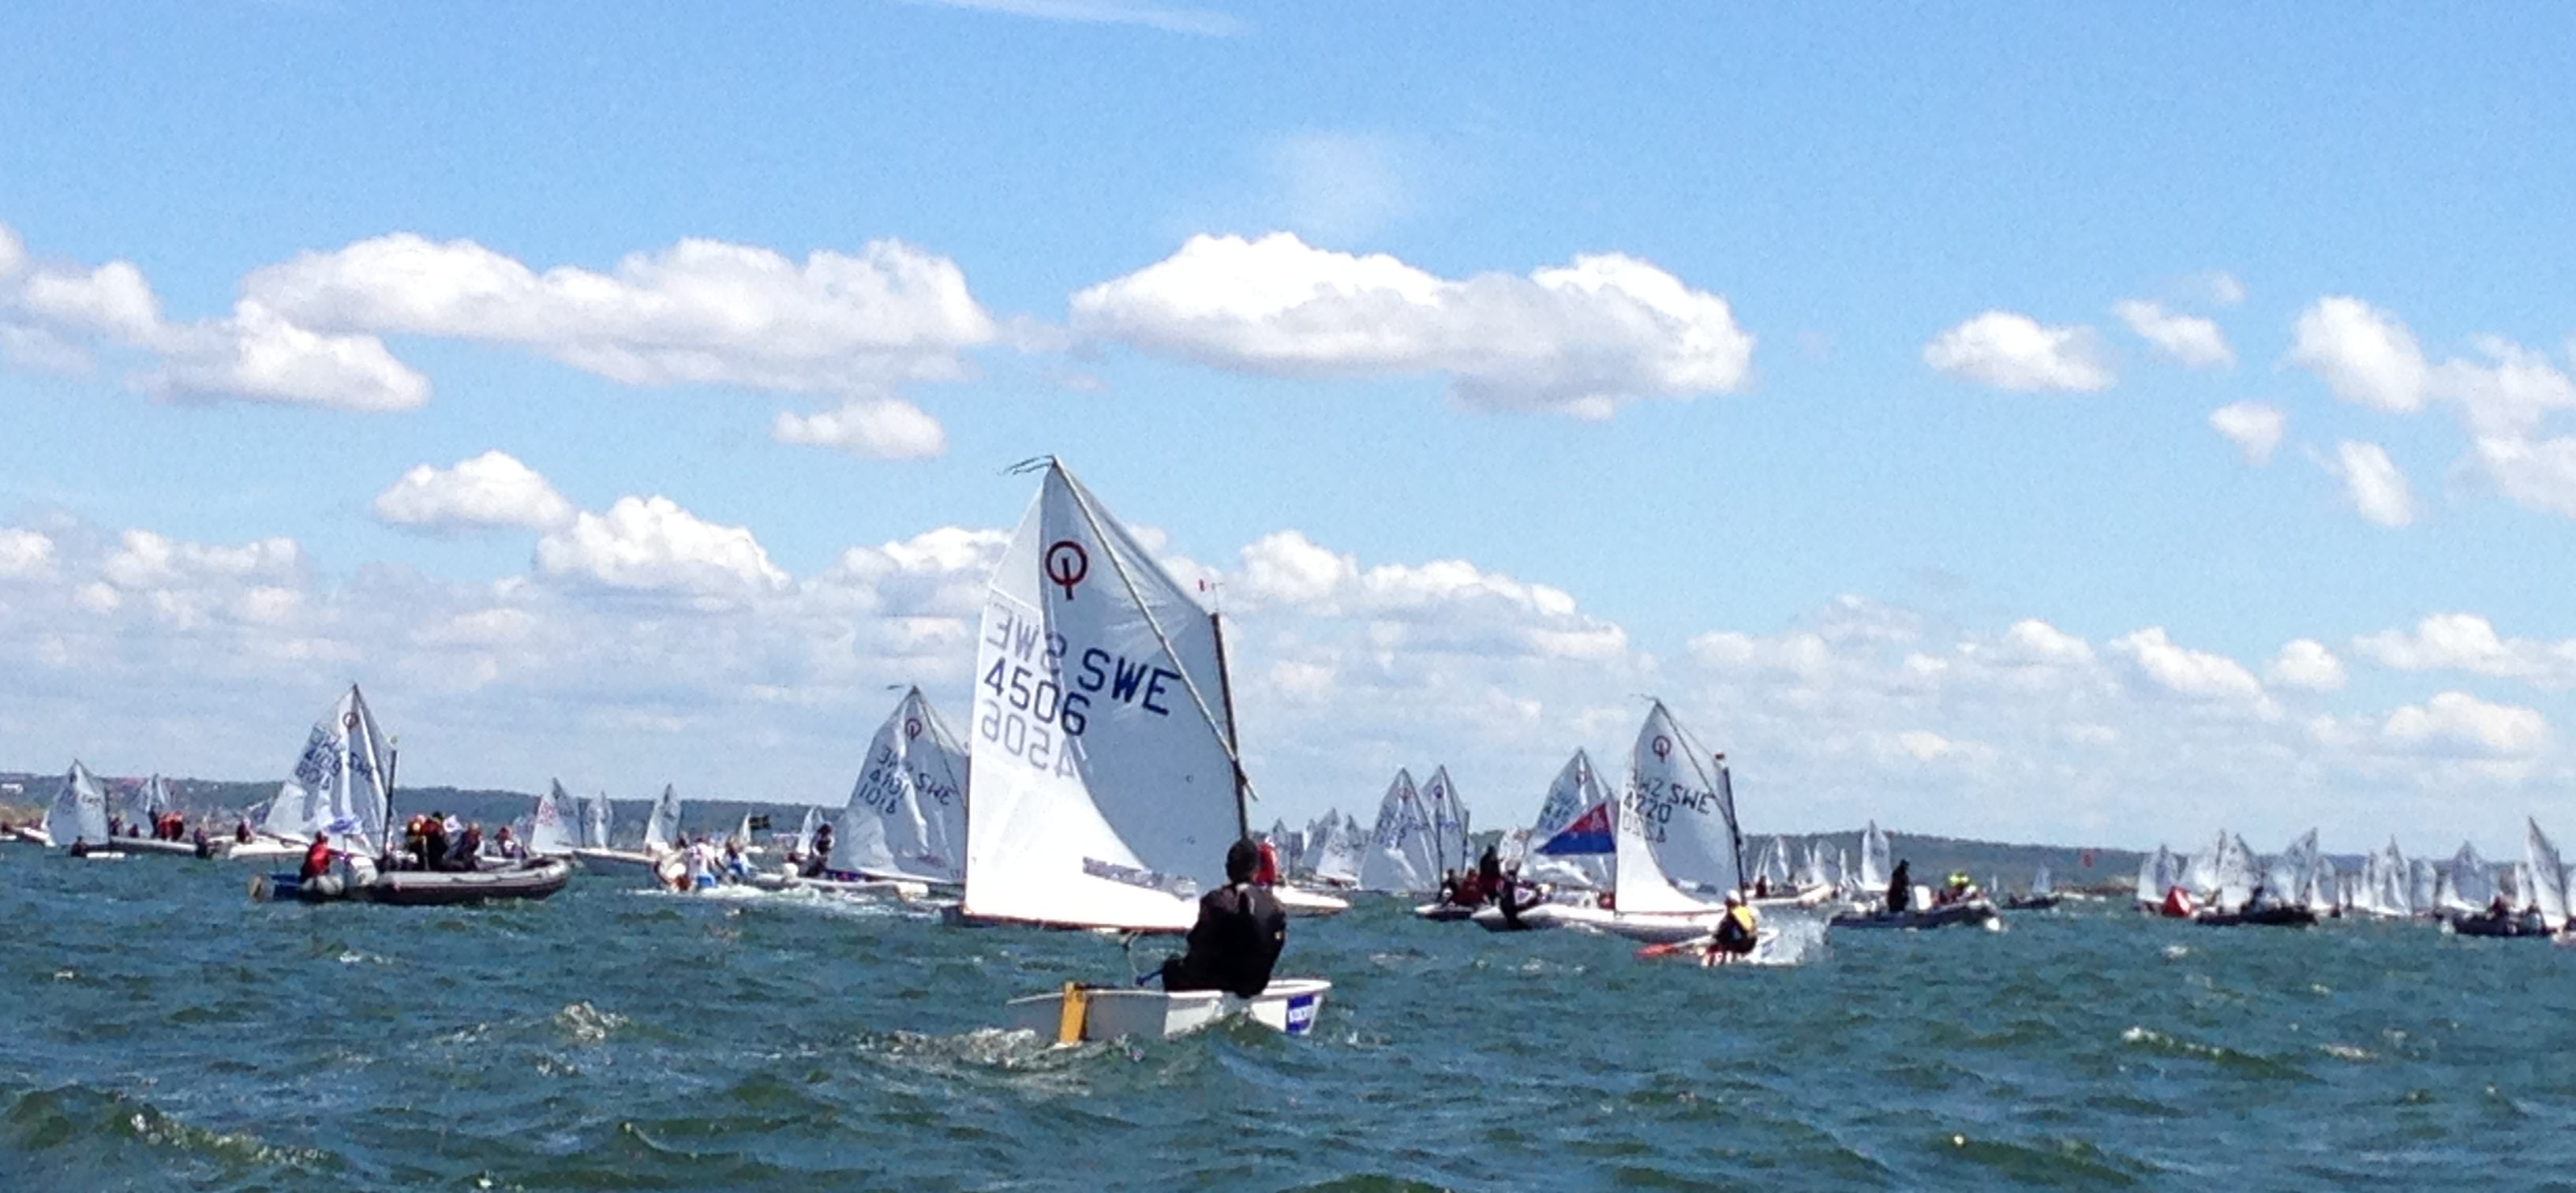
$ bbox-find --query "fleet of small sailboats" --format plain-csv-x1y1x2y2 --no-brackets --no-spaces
23,460,2576,1049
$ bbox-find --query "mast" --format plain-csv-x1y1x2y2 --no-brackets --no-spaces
1714,752,1745,895
1210,610,1249,842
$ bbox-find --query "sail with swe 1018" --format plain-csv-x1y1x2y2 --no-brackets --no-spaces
841,686,970,884
960,462,1246,933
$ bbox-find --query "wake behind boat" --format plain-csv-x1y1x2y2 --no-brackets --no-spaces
960,460,1327,1041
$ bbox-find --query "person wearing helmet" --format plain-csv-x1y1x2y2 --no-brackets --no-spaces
1157,838,1289,997
1707,890,1760,962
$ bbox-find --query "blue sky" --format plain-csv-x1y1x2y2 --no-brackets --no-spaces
4,2,2574,853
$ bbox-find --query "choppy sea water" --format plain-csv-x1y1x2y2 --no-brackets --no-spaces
8,851,2576,1191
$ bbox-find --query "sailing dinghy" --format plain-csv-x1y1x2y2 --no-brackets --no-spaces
40,761,117,855
760,686,964,899
574,784,682,874
964,461,1327,1041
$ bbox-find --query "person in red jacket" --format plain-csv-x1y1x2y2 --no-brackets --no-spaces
1254,837,1281,886
299,832,334,881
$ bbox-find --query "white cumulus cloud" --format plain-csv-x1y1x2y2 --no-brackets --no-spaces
535,496,788,595
374,451,577,533
2290,296,2427,413
1923,310,2114,392
245,233,998,395
2209,402,2286,464
2109,626,2267,704
2113,299,2233,368
2352,613,2576,690
2383,691,2549,757
771,398,948,460
1068,231,1754,419
2267,639,2346,690
2331,440,2414,528
0,527,56,578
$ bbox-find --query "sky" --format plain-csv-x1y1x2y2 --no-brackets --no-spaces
3,2,2574,854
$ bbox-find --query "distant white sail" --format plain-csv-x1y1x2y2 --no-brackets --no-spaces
1523,751,1611,889
844,687,972,884
2136,846,2176,903
45,760,110,846
527,780,578,857
1360,769,1439,894
2259,829,2318,907
2529,819,2569,930
1422,766,1469,875
260,685,393,855
2447,842,2495,911
129,774,173,824
1797,840,1831,889
1313,813,1365,886
1625,701,1743,894
958,462,1248,932
2212,833,2257,911
582,794,613,850
644,784,683,851
1858,821,1890,892
2031,864,2054,896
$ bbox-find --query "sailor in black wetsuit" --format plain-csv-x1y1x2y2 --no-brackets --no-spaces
1885,858,1912,914
1158,838,1288,998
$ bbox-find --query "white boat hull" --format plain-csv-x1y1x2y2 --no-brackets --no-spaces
571,847,662,871
1003,978,1331,1042
1275,885,1350,917
1469,902,1619,933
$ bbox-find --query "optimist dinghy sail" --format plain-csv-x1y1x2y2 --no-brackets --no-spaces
2528,819,2569,930
2447,843,2496,911
130,774,174,825
1310,813,1365,886
1626,701,1744,896
842,686,972,884
1857,821,1890,893
957,461,1249,933
45,761,111,847
581,794,613,850
1423,766,1470,874
642,785,683,853
527,781,578,858
260,686,392,856
1523,750,1612,888
1360,769,1439,894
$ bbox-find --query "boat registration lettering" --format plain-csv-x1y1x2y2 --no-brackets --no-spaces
1283,993,1317,1035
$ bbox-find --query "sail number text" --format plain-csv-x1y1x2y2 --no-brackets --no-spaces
978,608,1189,773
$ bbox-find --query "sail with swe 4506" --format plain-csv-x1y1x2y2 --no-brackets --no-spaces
964,461,1327,1041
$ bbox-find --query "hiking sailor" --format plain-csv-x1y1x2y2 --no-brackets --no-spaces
1156,838,1289,997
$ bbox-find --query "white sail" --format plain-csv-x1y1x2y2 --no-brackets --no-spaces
582,793,613,850
842,686,972,884
45,760,111,846
2211,833,2257,911
2529,819,2569,930
2447,842,2495,910
527,780,578,857
794,805,824,858
2408,855,2438,914
1421,765,1470,875
2031,863,2054,896
644,784,683,851
1625,701,1743,894
260,686,393,855
2259,829,2318,907
1359,769,1439,894
2182,832,2225,897
129,774,173,824
1611,764,1710,915
1857,821,1890,892
1313,813,1365,885
959,462,1248,932
1523,750,1612,888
